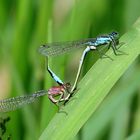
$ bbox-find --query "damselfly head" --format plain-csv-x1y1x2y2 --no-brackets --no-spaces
64,83,71,89
109,31,119,40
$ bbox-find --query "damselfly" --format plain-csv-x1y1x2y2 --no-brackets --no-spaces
39,31,120,93
0,83,71,112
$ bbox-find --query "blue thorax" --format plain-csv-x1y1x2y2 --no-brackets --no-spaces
84,31,119,47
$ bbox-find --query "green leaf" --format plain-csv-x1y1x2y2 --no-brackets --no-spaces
126,129,140,140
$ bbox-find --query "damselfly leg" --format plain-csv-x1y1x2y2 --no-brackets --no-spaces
96,47,114,61
48,83,71,106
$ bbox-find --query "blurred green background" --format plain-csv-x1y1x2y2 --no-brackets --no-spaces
0,0,140,140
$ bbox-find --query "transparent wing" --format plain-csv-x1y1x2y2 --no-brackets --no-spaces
0,90,48,112
38,38,96,57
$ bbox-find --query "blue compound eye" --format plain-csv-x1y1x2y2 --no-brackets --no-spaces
109,31,119,40
111,31,117,36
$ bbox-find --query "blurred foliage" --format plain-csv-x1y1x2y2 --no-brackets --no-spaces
0,0,140,140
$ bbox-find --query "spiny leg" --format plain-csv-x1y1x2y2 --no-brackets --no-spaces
111,43,127,55
48,91,64,105
108,37,119,55
105,42,123,56
110,38,126,55
115,42,127,55
111,42,118,55
57,91,65,103
117,42,125,50
96,47,113,61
